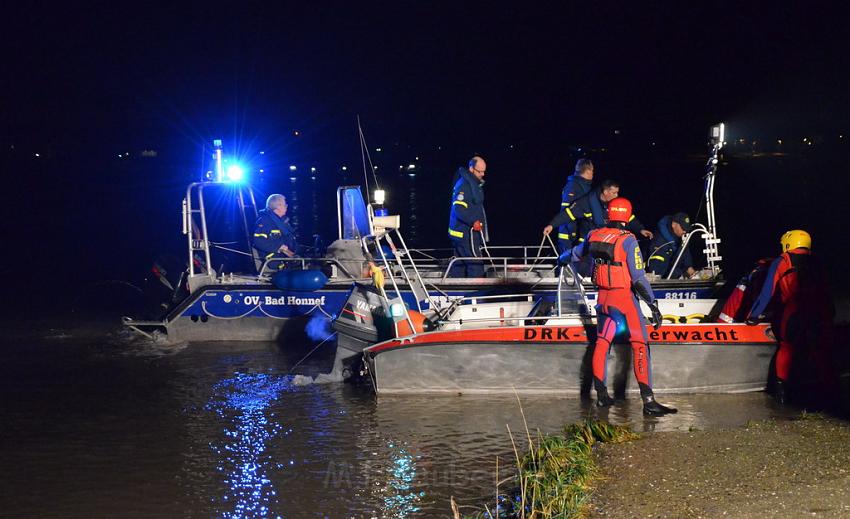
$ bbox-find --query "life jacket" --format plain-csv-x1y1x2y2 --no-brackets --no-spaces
588,227,632,289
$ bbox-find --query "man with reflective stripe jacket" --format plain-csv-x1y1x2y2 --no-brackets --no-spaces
544,179,651,274
252,194,298,271
448,156,488,277
646,213,695,279
554,159,594,252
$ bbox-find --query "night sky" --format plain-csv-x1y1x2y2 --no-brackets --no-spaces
5,3,848,150
2,3,849,312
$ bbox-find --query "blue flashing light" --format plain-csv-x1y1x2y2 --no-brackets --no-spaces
226,164,245,182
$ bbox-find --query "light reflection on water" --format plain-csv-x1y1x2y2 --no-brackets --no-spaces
382,442,424,517
2,335,806,518
207,372,294,518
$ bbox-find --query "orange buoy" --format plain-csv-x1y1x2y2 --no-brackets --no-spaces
395,310,429,337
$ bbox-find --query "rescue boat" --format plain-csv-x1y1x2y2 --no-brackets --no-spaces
360,323,776,394
123,126,727,343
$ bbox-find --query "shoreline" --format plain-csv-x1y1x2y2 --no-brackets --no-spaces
589,414,850,518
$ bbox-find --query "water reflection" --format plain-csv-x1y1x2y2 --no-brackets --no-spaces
207,372,294,518
380,442,424,517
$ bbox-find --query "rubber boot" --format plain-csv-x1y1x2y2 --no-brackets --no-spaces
774,379,787,405
642,394,678,416
594,378,615,408
596,389,615,408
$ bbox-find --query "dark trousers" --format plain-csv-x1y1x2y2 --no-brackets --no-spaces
450,233,485,277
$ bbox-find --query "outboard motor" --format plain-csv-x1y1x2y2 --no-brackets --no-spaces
332,283,391,378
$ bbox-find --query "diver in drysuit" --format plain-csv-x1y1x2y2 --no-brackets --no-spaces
747,230,836,404
572,197,677,416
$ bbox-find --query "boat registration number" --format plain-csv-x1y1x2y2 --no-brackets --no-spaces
664,292,698,300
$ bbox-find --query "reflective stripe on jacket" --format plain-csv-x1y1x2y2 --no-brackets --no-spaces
448,167,487,240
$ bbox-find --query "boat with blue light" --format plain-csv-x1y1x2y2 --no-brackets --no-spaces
124,129,728,343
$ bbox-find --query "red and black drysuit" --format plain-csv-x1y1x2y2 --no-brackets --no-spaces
747,248,835,386
573,225,657,397
716,257,773,323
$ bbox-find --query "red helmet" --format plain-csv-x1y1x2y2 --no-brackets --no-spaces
607,197,632,223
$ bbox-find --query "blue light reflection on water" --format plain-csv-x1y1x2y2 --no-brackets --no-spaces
381,441,424,517
206,372,294,518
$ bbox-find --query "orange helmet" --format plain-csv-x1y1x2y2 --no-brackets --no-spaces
607,197,633,223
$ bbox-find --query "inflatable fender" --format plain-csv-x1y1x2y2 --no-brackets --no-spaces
272,269,329,291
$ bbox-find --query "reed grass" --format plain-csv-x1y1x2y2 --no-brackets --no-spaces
461,419,638,519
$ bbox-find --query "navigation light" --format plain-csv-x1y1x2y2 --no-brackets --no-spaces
373,189,386,205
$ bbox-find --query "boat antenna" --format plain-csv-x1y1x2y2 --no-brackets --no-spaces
357,115,381,195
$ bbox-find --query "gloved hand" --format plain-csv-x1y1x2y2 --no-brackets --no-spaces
472,220,483,232
649,302,663,330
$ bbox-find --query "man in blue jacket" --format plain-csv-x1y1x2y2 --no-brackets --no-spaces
646,212,696,279
448,156,488,277
253,194,298,271
554,159,594,252
544,179,652,275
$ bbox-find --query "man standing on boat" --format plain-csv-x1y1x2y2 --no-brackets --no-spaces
646,213,696,279
746,230,836,405
544,179,652,275
252,194,298,271
571,197,677,416
551,159,595,253
448,156,488,277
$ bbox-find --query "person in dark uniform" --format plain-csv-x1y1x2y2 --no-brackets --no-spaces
554,159,595,252
448,156,488,277
646,212,696,279
252,194,298,271
544,179,652,275
746,230,836,404
571,197,677,416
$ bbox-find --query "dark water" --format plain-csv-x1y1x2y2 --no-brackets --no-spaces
1,320,801,518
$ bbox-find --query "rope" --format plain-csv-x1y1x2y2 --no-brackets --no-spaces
201,301,259,320
288,332,338,373
525,234,552,273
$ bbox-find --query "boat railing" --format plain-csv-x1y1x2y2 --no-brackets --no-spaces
255,257,362,280
439,255,559,282
433,313,584,327
402,244,562,260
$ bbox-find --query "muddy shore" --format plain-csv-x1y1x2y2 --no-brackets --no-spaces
589,415,850,518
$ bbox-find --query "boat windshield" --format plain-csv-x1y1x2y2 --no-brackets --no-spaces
339,187,371,240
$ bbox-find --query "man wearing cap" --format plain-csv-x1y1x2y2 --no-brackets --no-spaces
646,212,696,278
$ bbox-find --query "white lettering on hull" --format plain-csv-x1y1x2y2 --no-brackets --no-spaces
243,295,327,306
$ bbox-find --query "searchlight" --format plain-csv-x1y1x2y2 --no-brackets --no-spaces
710,122,726,149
